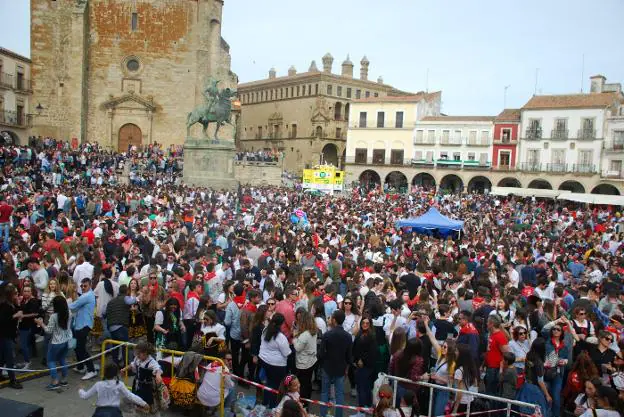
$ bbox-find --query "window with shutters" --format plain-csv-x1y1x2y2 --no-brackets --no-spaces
467,152,476,161
346,88,352,98
327,84,333,95
377,112,385,128
395,112,404,128
337,86,342,97
414,130,424,144
453,152,461,161
578,150,593,172
414,150,423,160
427,130,435,143
355,89,361,99
441,130,450,144
359,112,367,128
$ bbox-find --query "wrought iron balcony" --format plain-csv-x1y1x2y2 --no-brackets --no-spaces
525,128,542,140
603,141,624,151
0,110,27,127
439,137,463,145
492,164,515,171
571,164,595,174
602,169,624,179
15,77,31,92
0,72,13,89
550,129,569,140
466,138,491,146
545,163,567,173
413,137,436,145
518,162,542,172
577,129,596,140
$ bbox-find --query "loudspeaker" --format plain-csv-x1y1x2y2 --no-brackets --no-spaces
0,398,44,417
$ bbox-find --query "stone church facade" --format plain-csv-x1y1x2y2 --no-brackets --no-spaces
30,0,237,150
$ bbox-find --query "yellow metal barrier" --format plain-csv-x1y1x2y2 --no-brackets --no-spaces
101,339,226,417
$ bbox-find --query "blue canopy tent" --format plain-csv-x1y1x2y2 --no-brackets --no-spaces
396,207,464,237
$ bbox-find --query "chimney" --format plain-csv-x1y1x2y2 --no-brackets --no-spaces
322,53,333,73
288,65,297,77
377,76,384,84
268,67,276,79
309,60,319,72
360,56,370,81
341,55,354,78
590,75,606,93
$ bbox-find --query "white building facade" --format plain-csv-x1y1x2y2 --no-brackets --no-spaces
0,47,32,144
517,75,624,193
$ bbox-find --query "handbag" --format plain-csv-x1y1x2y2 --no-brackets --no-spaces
544,350,559,381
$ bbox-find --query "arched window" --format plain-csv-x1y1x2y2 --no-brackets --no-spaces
334,102,343,121
316,126,323,138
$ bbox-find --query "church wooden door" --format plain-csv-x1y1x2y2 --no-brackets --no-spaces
118,123,142,152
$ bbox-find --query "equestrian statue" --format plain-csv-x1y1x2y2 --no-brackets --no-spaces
186,78,237,141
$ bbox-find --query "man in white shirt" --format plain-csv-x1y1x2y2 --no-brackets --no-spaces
73,252,95,292
507,263,520,288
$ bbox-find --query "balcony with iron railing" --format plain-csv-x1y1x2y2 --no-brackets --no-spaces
466,138,491,146
345,155,491,169
413,137,436,145
439,136,463,145
0,72,13,89
518,162,542,172
524,128,542,140
545,163,567,173
493,136,517,144
603,140,624,151
571,164,596,174
550,129,569,140
15,77,32,92
577,129,596,140
492,164,515,171
0,110,27,128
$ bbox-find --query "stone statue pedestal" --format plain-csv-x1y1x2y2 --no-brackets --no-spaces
183,138,239,190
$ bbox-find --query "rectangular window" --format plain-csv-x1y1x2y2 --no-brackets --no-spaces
481,130,489,144
355,148,367,164
365,91,370,98
257,126,263,139
296,86,300,96
610,160,622,172
337,86,342,97
427,130,435,143
327,84,333,95
527,119,542,139
16,105,24,125
390,149,404,165
355,89,361,99
315,84,319,95
499,151,511,167
308,85,311,95
551,149,566,171
467,152,476,161
501,128,511,142
439,152,448,159
372,149,385,164
614,130,624,146
131,12,138,31
441,130,450,144
453,152,461,161
395,111,404,128
335,127,342,139
291,124,297,138
374,92,379,97
359,112,367,128
527,149,540,169
414,130,424,144
16,71,24,90
346,88,352,98
290,87,294,97
377,112,385,128
468,130,477,144
553,118,568,139
580,118,595,139
479,153,488,165
578,150,593,172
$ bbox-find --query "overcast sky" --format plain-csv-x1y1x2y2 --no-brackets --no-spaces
2,0,623,115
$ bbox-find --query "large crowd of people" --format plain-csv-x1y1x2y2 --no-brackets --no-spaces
0,139,623,417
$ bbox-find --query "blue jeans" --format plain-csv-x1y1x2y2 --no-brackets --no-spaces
320,369,345,417
546,374,563,417
48,342,69,382
110,326,129,365
0,337,16,382
433,388,450,417
19,329,32,362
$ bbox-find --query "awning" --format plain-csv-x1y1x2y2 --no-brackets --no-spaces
556,193,624,205
490,186,569,199
396,207,464,232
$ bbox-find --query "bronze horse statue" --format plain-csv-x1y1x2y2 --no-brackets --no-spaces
186,81,237,141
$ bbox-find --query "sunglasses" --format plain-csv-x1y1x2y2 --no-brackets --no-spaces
552,328,562,332
578,312,586,316
268,302,275,306
150,277,157,280
518,331,527,336
344,301,352,305
602,336,614,343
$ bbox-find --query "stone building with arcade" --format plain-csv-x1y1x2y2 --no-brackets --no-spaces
30,0,237,151
237,53,413,172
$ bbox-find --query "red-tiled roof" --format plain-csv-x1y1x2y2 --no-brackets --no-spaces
495,108,521,122
522,92,622,110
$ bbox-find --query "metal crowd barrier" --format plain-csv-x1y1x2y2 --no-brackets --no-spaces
101,339,226,417
380,373,540,417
